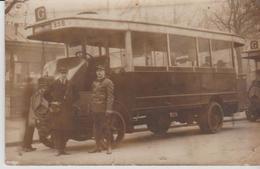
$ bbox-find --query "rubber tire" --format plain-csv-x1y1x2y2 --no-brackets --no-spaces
35,119,54,148
198,102,224,134
39,134,54,148
246,104,258,122
147,113,171,135
110,111,126,145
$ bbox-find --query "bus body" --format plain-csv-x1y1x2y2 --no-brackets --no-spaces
26,11,245,145
244,48,260,121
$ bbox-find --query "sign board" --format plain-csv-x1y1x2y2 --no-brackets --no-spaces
250,40,259,50
32,20,67,35
35,6,47,22
245,40,260,52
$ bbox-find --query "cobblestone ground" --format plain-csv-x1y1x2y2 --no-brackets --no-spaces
5,120,260,165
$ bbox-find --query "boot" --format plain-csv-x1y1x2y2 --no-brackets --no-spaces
100,140,108,150
56,150,70,156
106,145,112,155
23,147,36,152
88,145,102,153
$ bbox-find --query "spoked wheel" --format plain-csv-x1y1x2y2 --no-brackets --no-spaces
109,111,126,145
246,110,257,122
35,119,54,148
246,103,258,122
246,95,259,122
147,113,171,135
34,107,55,148
39,133,55,148
198,102,223,134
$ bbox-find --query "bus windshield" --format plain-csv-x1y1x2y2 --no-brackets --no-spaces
67,42,125,69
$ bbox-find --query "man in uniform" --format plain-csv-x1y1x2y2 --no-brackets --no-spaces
47,67,77,156
89,65,114,154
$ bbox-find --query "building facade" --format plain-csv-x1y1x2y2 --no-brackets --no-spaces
5,21,65,118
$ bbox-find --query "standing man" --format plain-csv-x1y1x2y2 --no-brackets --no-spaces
47,67,77,156
31,78,52,148
89,65,114,155
21,77,36,152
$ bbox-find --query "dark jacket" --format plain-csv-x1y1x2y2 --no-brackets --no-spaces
90,77,114,113
47,79,78,130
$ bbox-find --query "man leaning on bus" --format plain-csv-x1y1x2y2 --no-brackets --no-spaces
89,65,114,155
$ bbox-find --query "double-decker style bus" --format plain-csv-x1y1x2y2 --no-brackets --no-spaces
26,8,245,147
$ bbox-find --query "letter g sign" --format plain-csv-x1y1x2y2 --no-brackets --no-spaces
35,6,47,22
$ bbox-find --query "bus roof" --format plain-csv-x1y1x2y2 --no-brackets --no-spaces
26,14,245,46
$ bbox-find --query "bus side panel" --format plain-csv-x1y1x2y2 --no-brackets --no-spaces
213,72,239,115
133,71,202,112
131,70,238,116
111,72,137,131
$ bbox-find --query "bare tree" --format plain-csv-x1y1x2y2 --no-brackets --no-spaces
5,0,28,15
208,0,260,74
210,0,260,37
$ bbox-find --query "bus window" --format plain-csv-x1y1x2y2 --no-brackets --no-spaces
212,40,233,68
132,32,168,67
68,44,82,57
169,35,197,67
198,38,211,67
85,45,100,57
109,48,125,68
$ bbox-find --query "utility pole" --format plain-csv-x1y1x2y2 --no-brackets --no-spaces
173,5,177,24
107,0,109,14
41,41,46,71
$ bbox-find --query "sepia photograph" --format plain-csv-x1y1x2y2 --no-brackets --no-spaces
3,0,260,166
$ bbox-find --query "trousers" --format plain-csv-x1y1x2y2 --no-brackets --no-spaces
92,113,112,148
52,130,69,153
23,125,35,148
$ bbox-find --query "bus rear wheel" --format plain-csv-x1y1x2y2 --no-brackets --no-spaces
198,102,223,134
147,113,171,135
246,105,258,122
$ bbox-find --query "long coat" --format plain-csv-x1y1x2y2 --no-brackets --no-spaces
47,79,78,130
28,89,49,127
90,77,114,113
23,83,34,117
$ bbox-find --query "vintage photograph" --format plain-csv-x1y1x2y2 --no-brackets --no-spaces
4,0,260,165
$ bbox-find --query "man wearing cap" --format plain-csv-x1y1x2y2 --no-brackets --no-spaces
89,65,114,154
47,67,77,156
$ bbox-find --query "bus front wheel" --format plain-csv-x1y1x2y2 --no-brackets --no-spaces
198,102,224,134
109,111,126,145
147,113,171,135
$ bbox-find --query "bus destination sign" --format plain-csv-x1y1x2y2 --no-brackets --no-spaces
33,23,51,35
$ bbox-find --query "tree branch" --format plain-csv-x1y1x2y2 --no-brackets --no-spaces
5,0,28,15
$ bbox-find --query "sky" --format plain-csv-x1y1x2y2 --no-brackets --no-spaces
27,0,216,10
6,0,219,25
7,0,217,18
